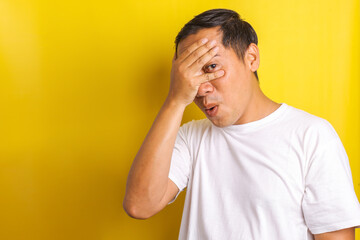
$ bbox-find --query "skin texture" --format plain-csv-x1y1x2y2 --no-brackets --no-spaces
124,25,356,239
123,28,227,219
177,26,281,127
314,227,355,240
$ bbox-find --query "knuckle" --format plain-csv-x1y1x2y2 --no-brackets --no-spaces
178,64,185,73
206,50,215,58
185,48,192,56
198,38,205,45
192,51,200,59
211,72,218,80
205,73,211,81
206,41,215,49
211,47,218,53
195,40,204,49
187,81,193,88
196,57,205,66
184,72,191,79
189,79,197,89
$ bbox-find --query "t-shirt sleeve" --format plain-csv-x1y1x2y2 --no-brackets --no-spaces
167,123,192,205
301,120,360,234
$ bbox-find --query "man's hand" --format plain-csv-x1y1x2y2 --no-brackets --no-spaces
124,37,225,219
167,38,225,107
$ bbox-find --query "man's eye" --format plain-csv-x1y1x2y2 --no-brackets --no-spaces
205,64,217,71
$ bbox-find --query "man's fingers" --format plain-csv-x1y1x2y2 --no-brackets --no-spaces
182,40,217,68
197,69,225,84
188,45,219,72
176,38,209,63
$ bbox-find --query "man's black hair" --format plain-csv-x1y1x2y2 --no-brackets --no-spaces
175,8,259,81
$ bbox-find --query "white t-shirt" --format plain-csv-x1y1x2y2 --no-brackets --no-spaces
167,102,360,240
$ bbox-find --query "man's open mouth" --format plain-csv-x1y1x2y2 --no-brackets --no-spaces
205,105,218,117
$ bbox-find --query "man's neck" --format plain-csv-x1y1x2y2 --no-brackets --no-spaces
235,82,281,125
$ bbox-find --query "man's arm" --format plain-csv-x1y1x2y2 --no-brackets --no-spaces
123,99,186,219
123,37,224,219
314,227,355,240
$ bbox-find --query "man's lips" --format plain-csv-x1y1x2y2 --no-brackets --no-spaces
204,104,219,117
204,103,218,110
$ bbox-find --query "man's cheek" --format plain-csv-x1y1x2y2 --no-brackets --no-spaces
193,99,201,108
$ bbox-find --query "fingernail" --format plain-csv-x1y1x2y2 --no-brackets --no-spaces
209,40,217,47
213,46,219,51
201,38,208,43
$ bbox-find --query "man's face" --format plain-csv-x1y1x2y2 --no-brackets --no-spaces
177,26,257,127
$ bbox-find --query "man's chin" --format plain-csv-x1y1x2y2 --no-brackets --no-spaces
207,117,230,128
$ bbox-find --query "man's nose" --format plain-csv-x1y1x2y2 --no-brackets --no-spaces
196,82,214,97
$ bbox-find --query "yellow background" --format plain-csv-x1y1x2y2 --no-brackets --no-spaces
0,0,359,239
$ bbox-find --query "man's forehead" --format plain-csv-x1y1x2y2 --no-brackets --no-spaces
177,27,223,56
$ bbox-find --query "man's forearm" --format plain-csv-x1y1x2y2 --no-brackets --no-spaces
123,97,186,217
124,37,222,218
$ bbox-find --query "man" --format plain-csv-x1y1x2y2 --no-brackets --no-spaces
123,8,360,239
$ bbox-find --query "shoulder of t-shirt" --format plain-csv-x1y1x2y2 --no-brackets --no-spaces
177,118,212,143
179,118,211,135
284,104,339,142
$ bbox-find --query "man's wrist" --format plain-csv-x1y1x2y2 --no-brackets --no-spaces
164,96,187,111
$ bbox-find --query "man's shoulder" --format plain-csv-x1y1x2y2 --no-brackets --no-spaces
177,118,212,138
179,118,211,133
284,103,338,139
285,104,325,123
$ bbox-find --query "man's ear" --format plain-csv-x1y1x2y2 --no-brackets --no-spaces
245,43,260,73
